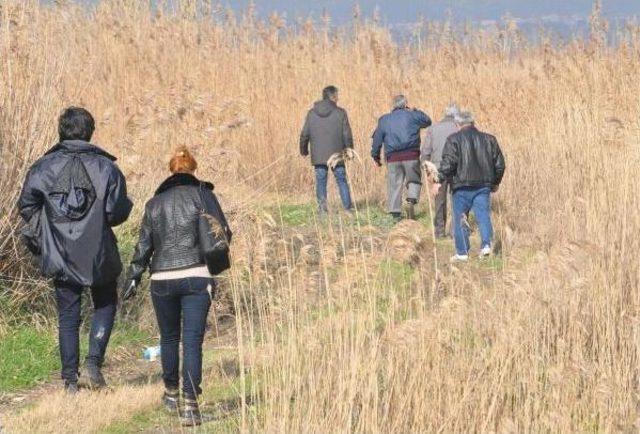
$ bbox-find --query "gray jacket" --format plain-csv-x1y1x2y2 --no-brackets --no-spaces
300,100,353,166
421,116,459,168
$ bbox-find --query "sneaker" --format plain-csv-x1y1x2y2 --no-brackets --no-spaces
450,254,469,263
82,363,107,390
64,381,79,395
390,212,402,223
480,246,492,258
163,389,180,413
181,397,202,427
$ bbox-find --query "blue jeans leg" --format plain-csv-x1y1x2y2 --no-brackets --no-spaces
471,187,493,249
151,280,182,392
314,165,329,212
181,280,212,398
332,165,353,210
452,190,473,256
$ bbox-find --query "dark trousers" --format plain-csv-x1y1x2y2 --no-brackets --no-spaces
55,281,118,382
433,180,450,237
151,277,213,398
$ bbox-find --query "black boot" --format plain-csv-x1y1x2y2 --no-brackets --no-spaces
64,381,79,395
162,389,180,413
405,199,417,220
180,397,202,427
82,362,107,390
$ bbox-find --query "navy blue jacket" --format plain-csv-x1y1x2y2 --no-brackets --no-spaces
371,109,432,161
18,140,133,287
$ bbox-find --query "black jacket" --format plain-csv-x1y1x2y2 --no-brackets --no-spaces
17,140,133,286
126,173,232,282
439,126,506,192
299,100,354,165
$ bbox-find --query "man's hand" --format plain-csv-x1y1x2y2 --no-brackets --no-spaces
373,156,382,167
430,183,442,197
344,148,356,161
421,161,440,183
121,280,138,301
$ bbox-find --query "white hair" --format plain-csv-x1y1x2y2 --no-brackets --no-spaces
444,103,460,118
454,111,474,125
393,95,408,110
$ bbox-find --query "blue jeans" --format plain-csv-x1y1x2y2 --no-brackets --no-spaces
314,164,353,211
452,187,493,255
151,277,213,398
55,281,118,382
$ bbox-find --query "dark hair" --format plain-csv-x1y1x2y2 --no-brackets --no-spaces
58,107,95,142
322,85,339,100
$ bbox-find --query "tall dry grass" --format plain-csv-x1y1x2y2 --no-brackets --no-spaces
1,0,640,432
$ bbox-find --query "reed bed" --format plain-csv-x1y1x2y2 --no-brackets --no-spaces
1,0,640,432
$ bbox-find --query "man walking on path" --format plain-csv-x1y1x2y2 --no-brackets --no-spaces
421,103,460,238
300,85,355,214
371,95,432,220
18,107,133,393
431,112,506,263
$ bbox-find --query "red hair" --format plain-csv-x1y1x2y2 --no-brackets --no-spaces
169,147,197,174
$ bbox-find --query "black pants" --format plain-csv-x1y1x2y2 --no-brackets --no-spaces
55,281,118,382
151,277,213,398
433,180,450,238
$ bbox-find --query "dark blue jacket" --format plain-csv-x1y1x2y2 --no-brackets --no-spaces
18,140,133,287
371,109,432,160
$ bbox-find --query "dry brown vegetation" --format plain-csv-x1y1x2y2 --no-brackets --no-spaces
1,0,640,432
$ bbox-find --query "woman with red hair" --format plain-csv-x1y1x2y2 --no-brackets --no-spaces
123,147,231,426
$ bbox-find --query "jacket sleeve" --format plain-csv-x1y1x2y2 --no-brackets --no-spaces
371,119,384,159
18,166,44,222
438,137,458,182
127,206,154,283
342,110,354,149
414,110,432,129
492,136,506,185
106,164,133,227
421,128,434,163
203,189,232,243
299,112,311,157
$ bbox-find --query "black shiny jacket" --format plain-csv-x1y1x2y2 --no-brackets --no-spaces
439,126,506,191
127,173,231,282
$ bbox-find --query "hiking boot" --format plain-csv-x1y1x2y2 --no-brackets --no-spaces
480,246,492,258
162,389,180,413
64,381,79,395
450,254,469,264
180,397,202,427
82,363,107,390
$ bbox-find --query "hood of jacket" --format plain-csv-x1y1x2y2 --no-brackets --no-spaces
155,173,214,196
312,99,337,118
44,140,117,161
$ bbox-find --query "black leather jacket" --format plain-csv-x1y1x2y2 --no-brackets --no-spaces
127,173,231,282
439,126,506,192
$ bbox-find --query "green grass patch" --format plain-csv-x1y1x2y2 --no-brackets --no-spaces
270,203,317,227
0,327,58,392
0,323,152,393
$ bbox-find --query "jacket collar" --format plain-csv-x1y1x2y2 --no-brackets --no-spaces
44,140,117,161
155,173,214,196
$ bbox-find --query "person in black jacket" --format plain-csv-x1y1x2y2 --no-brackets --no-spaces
432,112,505,263
122,147,231,427
299,85,355,214
17,107,133,393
